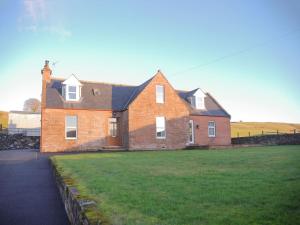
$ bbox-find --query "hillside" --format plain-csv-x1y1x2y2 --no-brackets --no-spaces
231,122,300,137
0,111,8,128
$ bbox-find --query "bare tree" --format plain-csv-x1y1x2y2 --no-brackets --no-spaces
23,98,41,112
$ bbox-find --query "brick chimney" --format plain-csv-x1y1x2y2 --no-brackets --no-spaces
40,60,52,151
41,60,52,83
41,60,52,109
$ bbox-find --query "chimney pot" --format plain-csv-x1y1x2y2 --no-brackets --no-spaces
41,60,52,80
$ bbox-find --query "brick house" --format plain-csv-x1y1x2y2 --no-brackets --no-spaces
40,60,231,152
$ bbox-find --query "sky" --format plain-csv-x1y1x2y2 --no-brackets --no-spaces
0,0,299,123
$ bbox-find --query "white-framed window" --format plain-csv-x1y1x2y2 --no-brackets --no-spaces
208,121,216,137
156,116,166,139
195,96,204,109
68,85,77,100
191,96,205,109
65,115,77,139
109,118,117,137
62,75,82,101
188,120,194,143
63,84,81,101
156,85,164,103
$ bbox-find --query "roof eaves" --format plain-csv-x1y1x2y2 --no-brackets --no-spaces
206,93,231,118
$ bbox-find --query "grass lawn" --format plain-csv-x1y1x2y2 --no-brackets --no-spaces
52,146,300,225
231,122,300,137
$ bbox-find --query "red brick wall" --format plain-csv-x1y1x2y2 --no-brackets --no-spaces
128,72,190,150
190,115,231,146
41,108,115,152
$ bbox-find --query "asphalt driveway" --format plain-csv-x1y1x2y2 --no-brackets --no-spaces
0,150,70,225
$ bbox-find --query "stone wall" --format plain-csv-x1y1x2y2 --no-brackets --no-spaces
0,133,40,150
51,159,107,225
232,133,300,145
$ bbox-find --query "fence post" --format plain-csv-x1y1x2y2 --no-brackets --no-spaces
0,124,2,131
262,130,264,135
294,129,296,135
248,132,250,137
237,132,239,138
277,130,278,135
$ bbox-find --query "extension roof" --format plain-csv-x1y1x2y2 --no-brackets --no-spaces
45,76,230,118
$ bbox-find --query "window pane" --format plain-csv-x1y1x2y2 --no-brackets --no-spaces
157,126,165,132
66,116,77,127
112,123,117,137
157,130,165,137
188,121,193,143
109,118,117,137
109,118,117,123
68,86,76,92
69,93,76,99
66,128,77,138
156,117,166,138
209,128,215,136
156,85,164,103
156,117,165,127
196,96,203,109
208,121,215,127
191,96,196,107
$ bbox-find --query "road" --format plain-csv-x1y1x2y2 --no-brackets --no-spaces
0,150,70,225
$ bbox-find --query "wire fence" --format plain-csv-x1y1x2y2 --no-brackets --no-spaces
233,129,300,138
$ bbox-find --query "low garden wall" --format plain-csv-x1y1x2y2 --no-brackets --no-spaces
232,133,300,145
0,133,40,150
51,159,106,225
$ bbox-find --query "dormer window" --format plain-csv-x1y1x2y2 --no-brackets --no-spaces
190,89,206,110
189,89,205,109
62,74,82,102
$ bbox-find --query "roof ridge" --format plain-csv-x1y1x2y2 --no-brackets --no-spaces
51,77,137,87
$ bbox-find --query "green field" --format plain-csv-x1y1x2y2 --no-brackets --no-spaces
52,146,300,225
0,111,8,128
231,122,300,137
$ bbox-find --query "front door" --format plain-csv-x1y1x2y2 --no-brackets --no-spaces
188,120,194,144
108,117,122,146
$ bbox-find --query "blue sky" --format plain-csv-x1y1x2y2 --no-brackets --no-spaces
0,0,299,122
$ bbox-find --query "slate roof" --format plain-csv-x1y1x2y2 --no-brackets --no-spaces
177,89,231,117
46,77,230,117
46,79,137,111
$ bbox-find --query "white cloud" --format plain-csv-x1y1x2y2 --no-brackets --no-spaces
20,0,72,40
23,0,46,23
